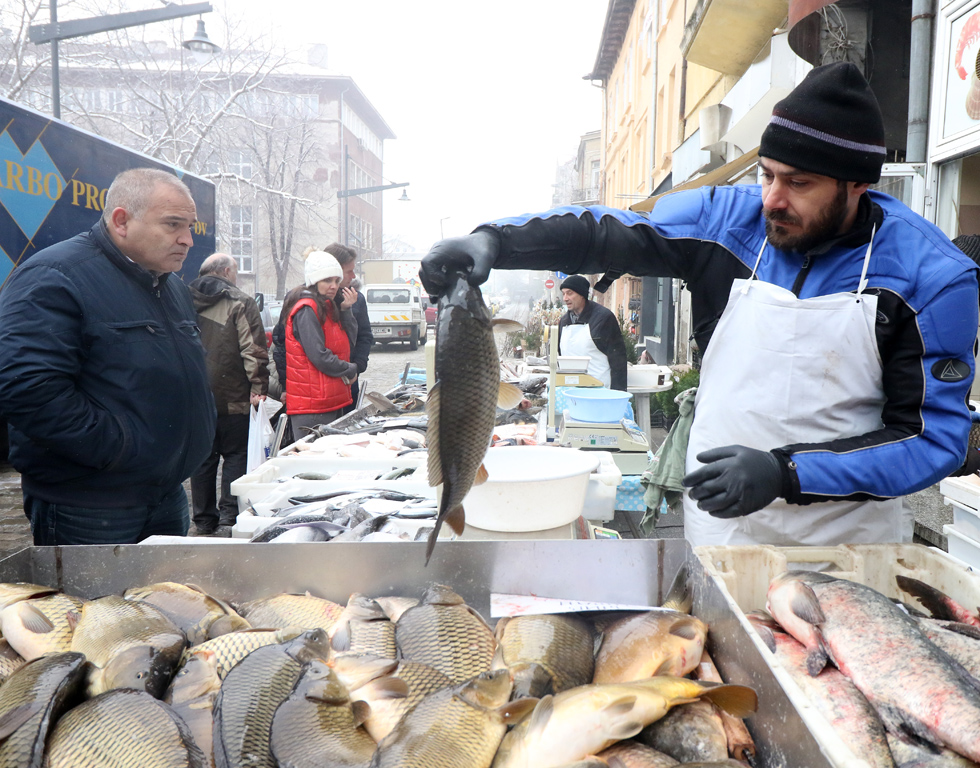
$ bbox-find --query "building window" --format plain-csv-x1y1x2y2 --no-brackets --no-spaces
591,159,600,189
229,205,253,272
229,151,252,181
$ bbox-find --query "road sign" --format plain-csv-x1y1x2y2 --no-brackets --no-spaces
544,278,555,289
555,271,568,279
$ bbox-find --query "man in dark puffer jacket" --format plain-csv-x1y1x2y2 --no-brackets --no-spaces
0,168,216,544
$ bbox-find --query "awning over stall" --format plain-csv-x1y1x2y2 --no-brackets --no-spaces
630,148,760,213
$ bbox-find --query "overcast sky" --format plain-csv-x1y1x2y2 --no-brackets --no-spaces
228,0,608,253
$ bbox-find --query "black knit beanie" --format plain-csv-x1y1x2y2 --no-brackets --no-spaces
560,275,590,298
760,62,886,183
953,234,980,266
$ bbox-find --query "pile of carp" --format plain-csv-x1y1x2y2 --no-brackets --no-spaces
760,570,980,766
0,575,758,767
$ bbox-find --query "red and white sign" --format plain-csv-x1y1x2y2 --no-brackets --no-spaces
544,278,555,289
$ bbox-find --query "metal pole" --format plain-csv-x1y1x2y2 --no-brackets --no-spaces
343,145,349,247
906,0,935,163
50,0,60,119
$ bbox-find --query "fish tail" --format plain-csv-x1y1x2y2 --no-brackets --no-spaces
805,647,828,677
661,562,692,613
424,520,442,567
698,682,758,718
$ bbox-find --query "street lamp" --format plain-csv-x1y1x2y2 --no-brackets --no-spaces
29,1,216,119
338,180,410,249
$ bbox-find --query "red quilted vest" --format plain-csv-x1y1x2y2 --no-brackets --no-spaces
284,297,352,414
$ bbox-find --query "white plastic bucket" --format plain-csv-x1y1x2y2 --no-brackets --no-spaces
463,446,600,532
564,387,632,423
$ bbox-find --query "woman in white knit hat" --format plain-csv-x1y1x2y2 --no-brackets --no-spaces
279,249,359,434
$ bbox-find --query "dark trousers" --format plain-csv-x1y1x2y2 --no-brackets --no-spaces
190,413,248,529
25,483,189,545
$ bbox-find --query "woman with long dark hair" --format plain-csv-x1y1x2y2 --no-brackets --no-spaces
279,250,358,435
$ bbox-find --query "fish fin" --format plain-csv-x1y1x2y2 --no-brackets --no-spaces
426,383,444,487
668,615,704,641
805,648,828,677
603,695,638,718
512,663,555,698
17,603,54,634
351,700,372,729
493,616,510,643
491,318,524,333
0,702,41,741
424,523,441,567
661,562,692,613
331,622,351,652
896,574,976,624
938,620,980,641
446,505,466,536
473,463,490,486
525,694,556,739
364,677,410,700
652,658,676,676
876,702,939,747
208,615,247,639
789,583,825,626
497,697,539,725
753,623,778,654
697,683,758,718
497,381,525,410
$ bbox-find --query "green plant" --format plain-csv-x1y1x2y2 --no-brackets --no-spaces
654,368,700,419
618,312,640,365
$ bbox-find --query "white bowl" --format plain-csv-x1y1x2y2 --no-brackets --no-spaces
463,447,600,532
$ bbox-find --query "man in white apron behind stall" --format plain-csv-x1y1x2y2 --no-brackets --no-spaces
557,274,628,391
420,62,980,547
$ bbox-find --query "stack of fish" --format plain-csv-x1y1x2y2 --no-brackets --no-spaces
759,571,980,767
0,577,758,767
245,490,438,543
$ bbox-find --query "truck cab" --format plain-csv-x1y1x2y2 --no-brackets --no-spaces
365,283,427,350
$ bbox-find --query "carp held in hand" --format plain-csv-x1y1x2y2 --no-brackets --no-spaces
425,270,523,563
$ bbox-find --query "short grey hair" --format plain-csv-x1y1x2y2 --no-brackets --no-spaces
102,168,192,223
199,253,237,277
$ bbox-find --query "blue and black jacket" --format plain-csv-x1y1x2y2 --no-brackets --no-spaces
478,187,980,505
0,220,216,508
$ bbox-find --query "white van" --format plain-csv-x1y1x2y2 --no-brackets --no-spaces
365,283,427,350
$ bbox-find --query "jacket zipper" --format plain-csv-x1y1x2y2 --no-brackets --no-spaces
791,255,812,297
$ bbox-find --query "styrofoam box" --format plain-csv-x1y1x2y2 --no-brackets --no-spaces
944,524,980,569
230,453,427,512
945,497,980,542
582,451,623,522
696,543,980,768
939,474,980,510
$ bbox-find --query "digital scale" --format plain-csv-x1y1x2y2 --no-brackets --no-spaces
558,411,652,474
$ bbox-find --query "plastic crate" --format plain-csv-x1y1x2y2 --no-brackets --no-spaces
946,497,980,542
943,524,980,569
696,543,980,768
939,474,980,510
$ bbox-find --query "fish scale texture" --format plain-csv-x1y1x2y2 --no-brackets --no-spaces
3,593,83,659
69,596,182,666
497,615,595,693
357,661,453,741
45,689,204,768
430,297,499,516
214,645,303,768
811,577,980,761
271,684,376,767
396,605,496,683
348,620,396,658
372,687,504,768
238,595,344,633
188,630,292,679
0,653,85,768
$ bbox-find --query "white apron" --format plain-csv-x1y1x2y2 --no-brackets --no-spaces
561,323,611,388
684,232,911,546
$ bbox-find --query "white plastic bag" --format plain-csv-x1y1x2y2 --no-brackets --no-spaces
247,400,276,473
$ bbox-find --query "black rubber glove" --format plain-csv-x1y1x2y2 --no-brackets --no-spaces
682,445,785,519
419,230,498,300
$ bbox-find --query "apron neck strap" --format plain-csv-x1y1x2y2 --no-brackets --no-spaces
741,237,769,294
856,224,876,297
